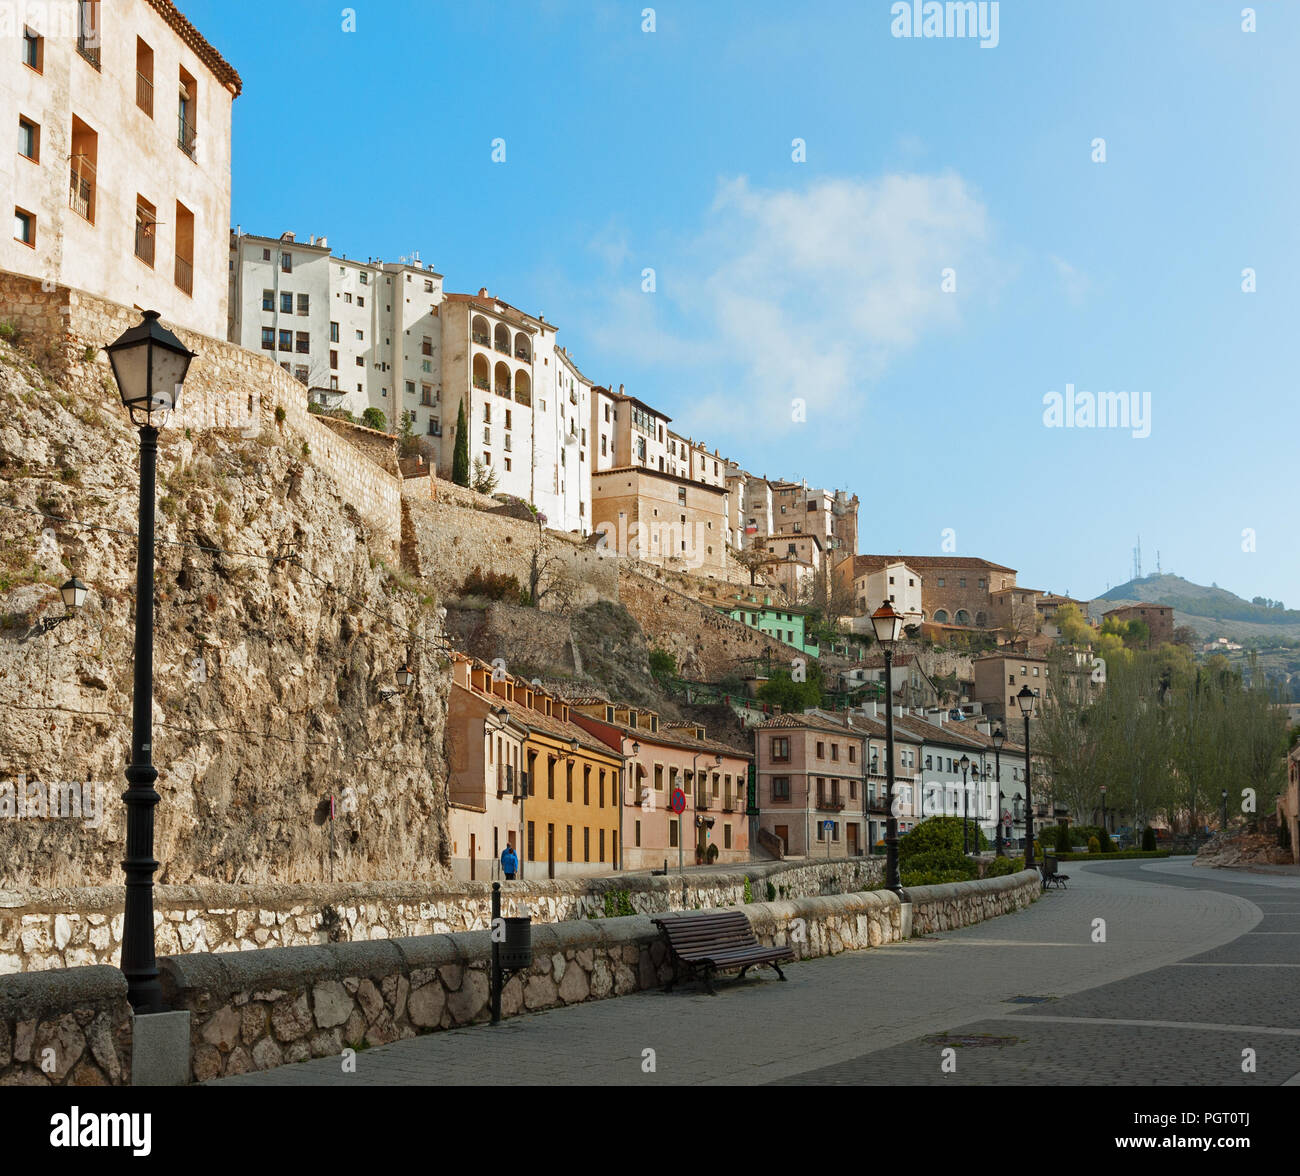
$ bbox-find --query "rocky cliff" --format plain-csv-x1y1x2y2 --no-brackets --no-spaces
0,337,451,891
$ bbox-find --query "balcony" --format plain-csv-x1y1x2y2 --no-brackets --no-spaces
177,114,197,160
696,798,710,811
77,38,101,71
866,796,890,814
472,333,490,346
68,160,95,221
494,340,509,354
136,73,154,117
134,221,155,268
472,376,489,391
494,385,510,397
174,255,193,295
515,348,530,360
818,798,846,812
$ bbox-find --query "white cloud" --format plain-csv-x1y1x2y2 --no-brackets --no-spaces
1048,254,1089,306
586,172,994,443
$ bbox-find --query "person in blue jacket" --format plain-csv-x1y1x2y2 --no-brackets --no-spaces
500,843,518,880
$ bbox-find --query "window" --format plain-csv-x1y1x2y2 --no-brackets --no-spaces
281,252,292,273
279,292,293,314
23,28,43,72
344,292,352,304
831,744,839,762
177,67,197,158
278,330,292,352
14,207,35,247
357,296,364,308
422,336,433,356
772,776,791,801
424,279,434,293
262,289,274,311
263,248,271,261
77,1,101,68
566,826,573,862
405,381,415,396
583,828,590,863
134,195,157,266
355,330,364,341
848,745,856,764
816,741,824,760
294,366,308,385
669,823,678,848
261,328,275,351
18,117,39,162
132,37,155,117
297,293,309,315
937,577,945,587
355,356,363,367
295,332,309,354
360,271,368,285
421,385,433,406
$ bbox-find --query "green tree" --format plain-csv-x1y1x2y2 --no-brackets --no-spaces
361,406,387,432
452,400,470,487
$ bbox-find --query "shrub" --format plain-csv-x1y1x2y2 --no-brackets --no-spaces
899,815,988,860
984,855,1025,877
0,321,15,341
361,407,387,432
743,876,753,903
901,848,978,880
602,890,635,918
274,405,286,424
1141,826,1157,851
648,646,677,680
1087,836,1100,854
1098,827,1113,853
461,566,523,602
765,881,776,902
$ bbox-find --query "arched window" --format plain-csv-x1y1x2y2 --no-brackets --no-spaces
955,609,972,626
472,352,490,391
933,609,950,624
471,315,490,346
494,361,511,397
514,332,532,362
515,369,532,407
494,323,510,354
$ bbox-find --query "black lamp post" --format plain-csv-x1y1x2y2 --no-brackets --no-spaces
1100,784,1108,839
105,309,195,1014
1016,685,1036,869
959,754,971,853
1221,788,1228,834
871,600,904,894
992,727,1005,856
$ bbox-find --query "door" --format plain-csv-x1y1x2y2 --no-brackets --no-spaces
774,824,789,855
469,833,476,881
547,823,555,879
846,823,859,856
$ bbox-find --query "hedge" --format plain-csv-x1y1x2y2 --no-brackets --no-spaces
1053,849,1172,861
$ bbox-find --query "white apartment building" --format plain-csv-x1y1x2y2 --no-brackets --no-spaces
3,0,240,338
852,560,924,628
228,230,444,438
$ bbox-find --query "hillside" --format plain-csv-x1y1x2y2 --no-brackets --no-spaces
1089,573,1300,700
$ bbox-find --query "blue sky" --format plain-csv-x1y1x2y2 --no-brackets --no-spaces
188,0,1299,605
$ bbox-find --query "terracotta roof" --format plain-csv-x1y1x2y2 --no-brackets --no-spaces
443,291,545,332
888,712,987,750
850,554,1017,577
607,390,671,422
755,711,922,744
575,713,750,760
149,1,242,94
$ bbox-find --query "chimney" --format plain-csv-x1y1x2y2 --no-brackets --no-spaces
319,236,327,248
478,287,489,298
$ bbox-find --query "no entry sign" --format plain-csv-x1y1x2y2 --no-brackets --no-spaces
670,788,686,814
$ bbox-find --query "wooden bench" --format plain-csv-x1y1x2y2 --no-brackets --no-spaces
652,910,794,995
1040,857,1069,890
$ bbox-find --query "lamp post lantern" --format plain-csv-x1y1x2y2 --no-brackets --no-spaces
992,727,1005,856
105,309,195,1014
870,600,904,894
1016,686,1036,869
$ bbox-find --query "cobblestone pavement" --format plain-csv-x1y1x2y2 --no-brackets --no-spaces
212,860,1298,1086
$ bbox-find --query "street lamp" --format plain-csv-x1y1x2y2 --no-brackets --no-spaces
992,727,1005,857
28,576,89,637
871,599,904,894
1016,685,1036,869
959,754,971,853
1100,784,1108,839
105,309,196,1014
1221,788,1228,835
377,656,415,703
620,739,640,874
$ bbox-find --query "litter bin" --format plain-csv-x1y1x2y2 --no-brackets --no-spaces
501,915,532,970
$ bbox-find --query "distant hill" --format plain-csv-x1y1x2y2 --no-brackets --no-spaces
1092,574,1300,633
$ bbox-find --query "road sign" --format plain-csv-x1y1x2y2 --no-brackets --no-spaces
670,788,686,814
1002,810,1012,822
822,820,834,832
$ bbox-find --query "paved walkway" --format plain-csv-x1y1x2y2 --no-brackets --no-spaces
213,860,1300,1086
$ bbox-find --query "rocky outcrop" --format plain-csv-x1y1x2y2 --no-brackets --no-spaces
0,334,451,892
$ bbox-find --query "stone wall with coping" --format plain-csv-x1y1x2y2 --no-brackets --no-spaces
1,858,882,974
0,965,131,1086
0,269,403,552
0,870,1037,1084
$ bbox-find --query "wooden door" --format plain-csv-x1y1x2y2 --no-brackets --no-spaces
774,824,789,855
469,833,476,881
846,823,859,856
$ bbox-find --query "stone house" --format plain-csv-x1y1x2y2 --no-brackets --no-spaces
3,0,241,339
837,555,1017,627
1102,603,1174,647
972,652,1051,729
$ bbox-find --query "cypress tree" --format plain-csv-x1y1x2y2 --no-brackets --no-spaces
452,399,470,486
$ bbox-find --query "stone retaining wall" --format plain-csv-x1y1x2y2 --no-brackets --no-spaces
1,858,881,974
0,870,1037,1084
0,965,131,1086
